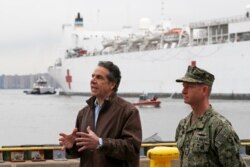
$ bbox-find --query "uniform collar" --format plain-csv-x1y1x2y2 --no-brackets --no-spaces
186,105,213,132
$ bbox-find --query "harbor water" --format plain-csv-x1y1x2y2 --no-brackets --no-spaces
0,89,249,146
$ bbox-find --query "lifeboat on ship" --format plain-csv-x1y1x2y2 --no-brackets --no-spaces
164,28,183,35
132,94,161,108
163,28,189,46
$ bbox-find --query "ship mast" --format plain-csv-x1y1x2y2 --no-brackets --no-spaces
161,0,167,22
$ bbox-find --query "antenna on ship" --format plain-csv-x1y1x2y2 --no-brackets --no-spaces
161,0,166,22
96,9,100,29
160,0,172,32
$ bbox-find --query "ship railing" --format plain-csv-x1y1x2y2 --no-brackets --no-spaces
1,140,249,160
190,14,250,28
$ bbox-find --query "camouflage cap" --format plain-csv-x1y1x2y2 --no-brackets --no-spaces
176,65,215,87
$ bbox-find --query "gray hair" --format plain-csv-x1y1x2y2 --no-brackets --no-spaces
98,61,121,92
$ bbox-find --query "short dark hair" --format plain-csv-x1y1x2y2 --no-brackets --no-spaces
98,61,121,92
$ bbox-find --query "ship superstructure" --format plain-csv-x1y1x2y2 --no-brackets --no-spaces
48,9,250,96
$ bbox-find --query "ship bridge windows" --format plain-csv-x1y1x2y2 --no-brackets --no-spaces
241,32,250,41
231,31,250,42
230,33,236,42
191,24,230,45
209,24,229,44
191,28,209,45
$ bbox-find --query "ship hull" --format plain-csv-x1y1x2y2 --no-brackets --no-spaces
48,41,250,96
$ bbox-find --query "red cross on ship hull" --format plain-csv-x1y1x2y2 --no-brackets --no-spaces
65,69,72,89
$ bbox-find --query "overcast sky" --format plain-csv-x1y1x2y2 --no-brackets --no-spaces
1,0,250,75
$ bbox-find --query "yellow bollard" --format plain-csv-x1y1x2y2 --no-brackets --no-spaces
147,146,179,167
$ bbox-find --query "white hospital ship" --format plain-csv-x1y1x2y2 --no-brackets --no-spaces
48,8,250,96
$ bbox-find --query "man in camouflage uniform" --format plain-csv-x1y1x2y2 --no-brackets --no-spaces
175,64,246,167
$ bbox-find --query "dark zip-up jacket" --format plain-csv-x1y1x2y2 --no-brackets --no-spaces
67,93,142,167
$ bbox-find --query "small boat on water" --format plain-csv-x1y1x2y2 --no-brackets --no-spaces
132,94,161,107
23,76,56,95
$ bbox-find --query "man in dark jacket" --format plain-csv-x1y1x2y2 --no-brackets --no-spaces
59,61,142,167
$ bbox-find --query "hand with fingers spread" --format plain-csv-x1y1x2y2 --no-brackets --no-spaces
59,128,78,150
75,126,99,152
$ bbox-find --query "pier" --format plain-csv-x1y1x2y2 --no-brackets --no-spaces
0,156,250,167
1,142,250,167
